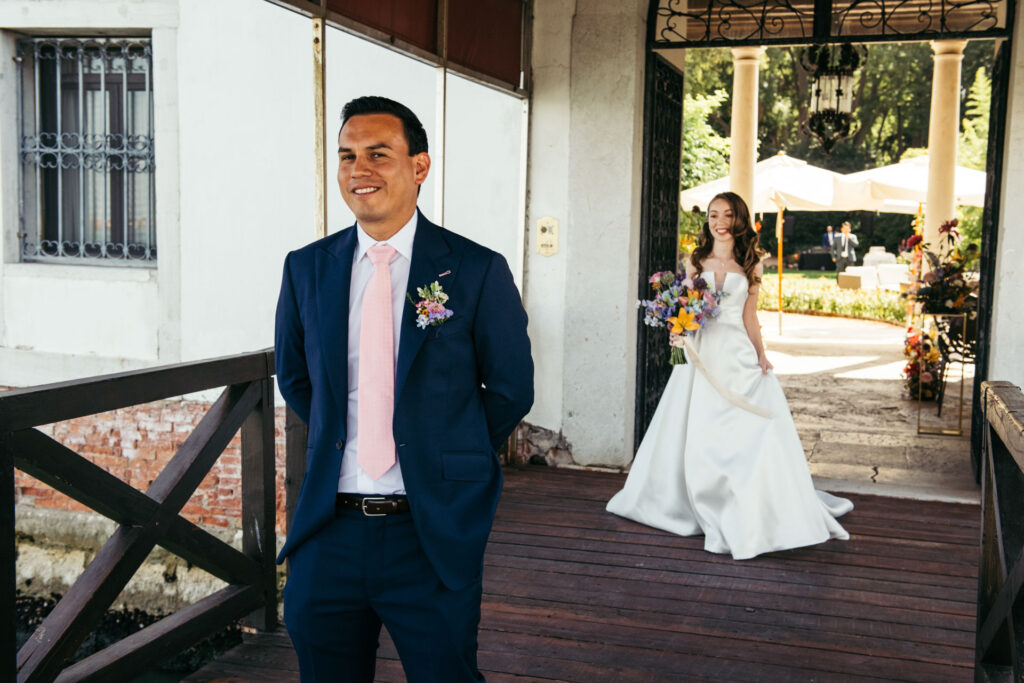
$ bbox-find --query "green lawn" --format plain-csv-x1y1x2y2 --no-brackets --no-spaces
762,268,837,281
757,272,906,324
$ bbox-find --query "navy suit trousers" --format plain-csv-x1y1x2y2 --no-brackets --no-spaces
283,509,485,682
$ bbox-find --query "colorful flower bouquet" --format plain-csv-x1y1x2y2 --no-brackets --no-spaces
638,271,726,364
900,219,979,401
407,281,454,328
903,326,941,400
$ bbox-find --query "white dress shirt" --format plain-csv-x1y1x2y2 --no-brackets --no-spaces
338,211,418,494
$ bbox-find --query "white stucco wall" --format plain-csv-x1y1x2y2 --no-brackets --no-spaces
989,16,1024,388
525,0,648,467
176,0,312,362
444,74,526,282
523,0,574,435
3,264,158,359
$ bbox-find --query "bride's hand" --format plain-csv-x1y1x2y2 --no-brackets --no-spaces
758,354,773,375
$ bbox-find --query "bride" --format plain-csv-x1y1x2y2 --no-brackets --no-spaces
607,191,852,560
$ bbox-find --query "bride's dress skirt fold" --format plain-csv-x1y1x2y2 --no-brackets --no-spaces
607,271,852,560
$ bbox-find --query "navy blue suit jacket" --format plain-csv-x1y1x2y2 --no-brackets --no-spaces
274,213,533,590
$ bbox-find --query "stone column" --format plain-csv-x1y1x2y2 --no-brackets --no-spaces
523,0,649,468
729,47,764,210
925,40,967,249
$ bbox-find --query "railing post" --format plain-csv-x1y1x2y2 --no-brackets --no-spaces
976,381,1024,680
2,431,14,682
241,363,277,632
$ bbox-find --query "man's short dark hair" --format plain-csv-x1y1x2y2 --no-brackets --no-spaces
340,96,429,156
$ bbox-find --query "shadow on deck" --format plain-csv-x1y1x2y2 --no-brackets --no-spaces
188,466,978,682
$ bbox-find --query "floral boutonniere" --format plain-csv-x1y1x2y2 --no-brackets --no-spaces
407,281,454,328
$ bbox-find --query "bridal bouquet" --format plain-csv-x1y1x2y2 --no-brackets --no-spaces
638,271,726,364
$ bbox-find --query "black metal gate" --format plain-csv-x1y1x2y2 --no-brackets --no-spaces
634,53,684,450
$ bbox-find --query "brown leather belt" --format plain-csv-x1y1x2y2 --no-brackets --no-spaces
335,494,410,517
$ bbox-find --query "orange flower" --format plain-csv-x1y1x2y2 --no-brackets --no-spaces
668,310,700,334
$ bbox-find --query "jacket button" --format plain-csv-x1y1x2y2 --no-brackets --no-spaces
335,440,344,450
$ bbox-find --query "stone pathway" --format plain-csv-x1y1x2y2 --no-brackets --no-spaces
759,311,979,504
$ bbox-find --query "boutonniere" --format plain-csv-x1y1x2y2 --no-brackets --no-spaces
407,281,454,328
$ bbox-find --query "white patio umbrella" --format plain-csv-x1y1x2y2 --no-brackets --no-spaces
841,154,987,213
680,152,852,214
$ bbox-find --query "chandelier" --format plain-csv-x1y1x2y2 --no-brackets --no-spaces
801,44,865,153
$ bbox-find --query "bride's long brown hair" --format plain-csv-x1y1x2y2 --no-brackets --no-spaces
690,191,766,285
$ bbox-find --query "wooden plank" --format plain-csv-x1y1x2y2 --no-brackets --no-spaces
501,473,982,525
12,417,261,587
477,601,969,682
241,377,277,632
976,420,1024,668
488,527,976,580
160,514,262,587
485,542,976,605
983,381,1024,470
1,432,14,683
0,349,273,432
54,584,263,683
494,502,980,556
976,428,1013,672
482,564,975,652
483,550,976,620
12,427,163,527
17,525,159,682
146,382,260,511
492,513,980,569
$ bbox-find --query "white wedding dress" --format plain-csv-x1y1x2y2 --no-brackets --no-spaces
607,271,852,560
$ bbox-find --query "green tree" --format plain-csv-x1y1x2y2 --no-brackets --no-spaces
956,67,992,250
680,89,731,190
959,67,991,172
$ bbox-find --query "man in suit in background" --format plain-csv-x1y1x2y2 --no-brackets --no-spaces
275,96,534,682
822,224,835,250
832,221,859,273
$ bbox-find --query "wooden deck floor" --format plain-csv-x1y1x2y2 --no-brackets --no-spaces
187,466,980,682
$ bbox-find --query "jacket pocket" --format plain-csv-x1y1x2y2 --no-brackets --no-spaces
442,451,493,481
430,316,469,339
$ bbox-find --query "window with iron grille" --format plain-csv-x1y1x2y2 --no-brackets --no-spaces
16,37,156,265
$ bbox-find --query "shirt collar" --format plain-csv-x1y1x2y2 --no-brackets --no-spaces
355,210,418,263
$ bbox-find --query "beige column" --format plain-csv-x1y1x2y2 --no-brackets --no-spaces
925,40,967,249
729,47,764,210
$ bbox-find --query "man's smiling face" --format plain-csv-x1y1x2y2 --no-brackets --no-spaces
337,113,430,241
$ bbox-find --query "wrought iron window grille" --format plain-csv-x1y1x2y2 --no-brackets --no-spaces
16,37,156,265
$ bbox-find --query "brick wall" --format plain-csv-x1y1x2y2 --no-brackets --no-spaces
15,399,291,534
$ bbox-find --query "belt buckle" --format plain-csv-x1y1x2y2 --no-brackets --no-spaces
360,496,390,517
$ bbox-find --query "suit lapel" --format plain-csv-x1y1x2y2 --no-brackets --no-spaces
395,214,460,404
316,227,357,412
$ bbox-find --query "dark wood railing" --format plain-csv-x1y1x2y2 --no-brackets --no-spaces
976,380,1024,681
1,350,279,682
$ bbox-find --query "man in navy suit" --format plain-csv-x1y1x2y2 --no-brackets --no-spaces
275,96,533,682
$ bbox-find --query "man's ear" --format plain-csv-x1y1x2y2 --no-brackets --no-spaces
414,152,431,186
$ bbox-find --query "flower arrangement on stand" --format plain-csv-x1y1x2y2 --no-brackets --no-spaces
638,271,725,365
902,327,942,400
900,218,979,400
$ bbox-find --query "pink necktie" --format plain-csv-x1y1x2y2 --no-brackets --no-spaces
358,244,397,480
